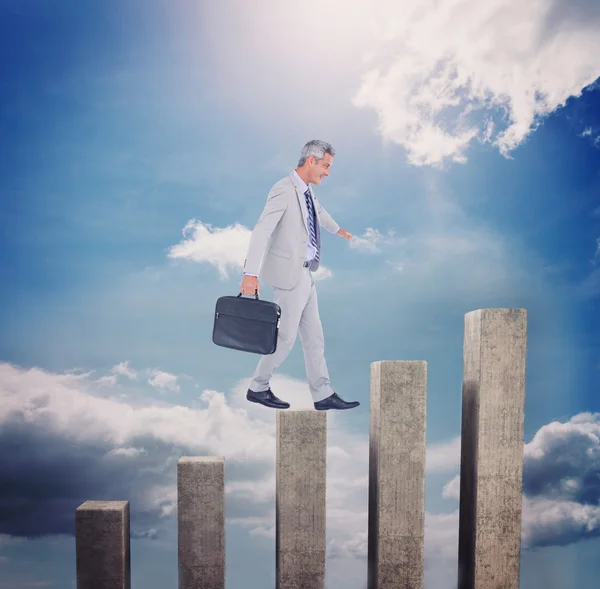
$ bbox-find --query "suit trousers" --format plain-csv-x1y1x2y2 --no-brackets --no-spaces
248,265,334,402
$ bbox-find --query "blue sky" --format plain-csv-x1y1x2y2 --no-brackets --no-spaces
1,0,599,588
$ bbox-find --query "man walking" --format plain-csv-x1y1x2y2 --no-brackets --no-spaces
240,140,360,411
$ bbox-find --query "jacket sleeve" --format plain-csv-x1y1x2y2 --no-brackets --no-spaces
243,185,289,275
315,198,340,234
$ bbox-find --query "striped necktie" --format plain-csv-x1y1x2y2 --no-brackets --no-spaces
304,188,319,263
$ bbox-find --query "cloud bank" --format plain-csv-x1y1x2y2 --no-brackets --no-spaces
352,0,600,166
442,412,600,549
1,359,599,581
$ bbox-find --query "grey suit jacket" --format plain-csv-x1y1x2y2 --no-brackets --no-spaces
243,171,340,290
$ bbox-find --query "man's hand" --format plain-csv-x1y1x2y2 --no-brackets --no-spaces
337,228,352,240
240,274,260,296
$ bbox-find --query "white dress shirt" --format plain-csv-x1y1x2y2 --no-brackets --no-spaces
293,169,319,263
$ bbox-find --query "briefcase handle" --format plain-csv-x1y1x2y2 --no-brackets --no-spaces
237,289,259,300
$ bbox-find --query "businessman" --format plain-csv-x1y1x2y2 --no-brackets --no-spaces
240,140,360,411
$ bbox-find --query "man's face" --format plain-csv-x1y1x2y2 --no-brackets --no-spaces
310,153,333,184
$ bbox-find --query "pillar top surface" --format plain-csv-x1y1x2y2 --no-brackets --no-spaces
76,501,128,511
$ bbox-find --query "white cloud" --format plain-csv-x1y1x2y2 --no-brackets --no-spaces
167,220,251,279
349,227,404,253
313,266,333,281
424,510,461,566
351,0,600,166
111,361,137,380
108,362,193,395
0,362,274,464
522,496,600,548
441,479,600,552
225,476,276,504
131,528,159,540
95,375,117,387
107,447,147,458
441,412,600,549
142,483,178,518
522,411,600,502
426,436,461,473
442,474,461,501
325,508,461,588
167,219,333,281
148,369,180,392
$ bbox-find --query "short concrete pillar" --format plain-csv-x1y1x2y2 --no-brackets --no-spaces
75,500,131,589
178,457,225,589
276,410,327,589
457,309,527,589
368,360,427,589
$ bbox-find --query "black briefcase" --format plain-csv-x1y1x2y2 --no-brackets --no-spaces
212,289,281,355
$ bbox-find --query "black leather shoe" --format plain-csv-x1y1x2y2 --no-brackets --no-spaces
246,388,290,409
314,392,360,411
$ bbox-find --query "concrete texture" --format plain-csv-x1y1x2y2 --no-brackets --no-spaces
178,457,225,589
75,500,130,589
457,309,527,589
276,410,327,589
368,361,427,589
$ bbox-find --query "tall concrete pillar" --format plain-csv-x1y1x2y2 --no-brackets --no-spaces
75,500,131,589
457,309,527,589
276,410,327,589
368,360,427,589
178,456,225,589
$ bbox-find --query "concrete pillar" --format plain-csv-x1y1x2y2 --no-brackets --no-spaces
368,360,427,589
276,410,327,589
178,456,225,589
457,309,527,589
75,500,130,589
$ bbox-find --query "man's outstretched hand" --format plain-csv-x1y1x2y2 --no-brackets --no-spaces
337,228,352,240
240,274,260,296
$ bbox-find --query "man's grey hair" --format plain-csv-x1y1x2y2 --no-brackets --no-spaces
298,140,335,167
